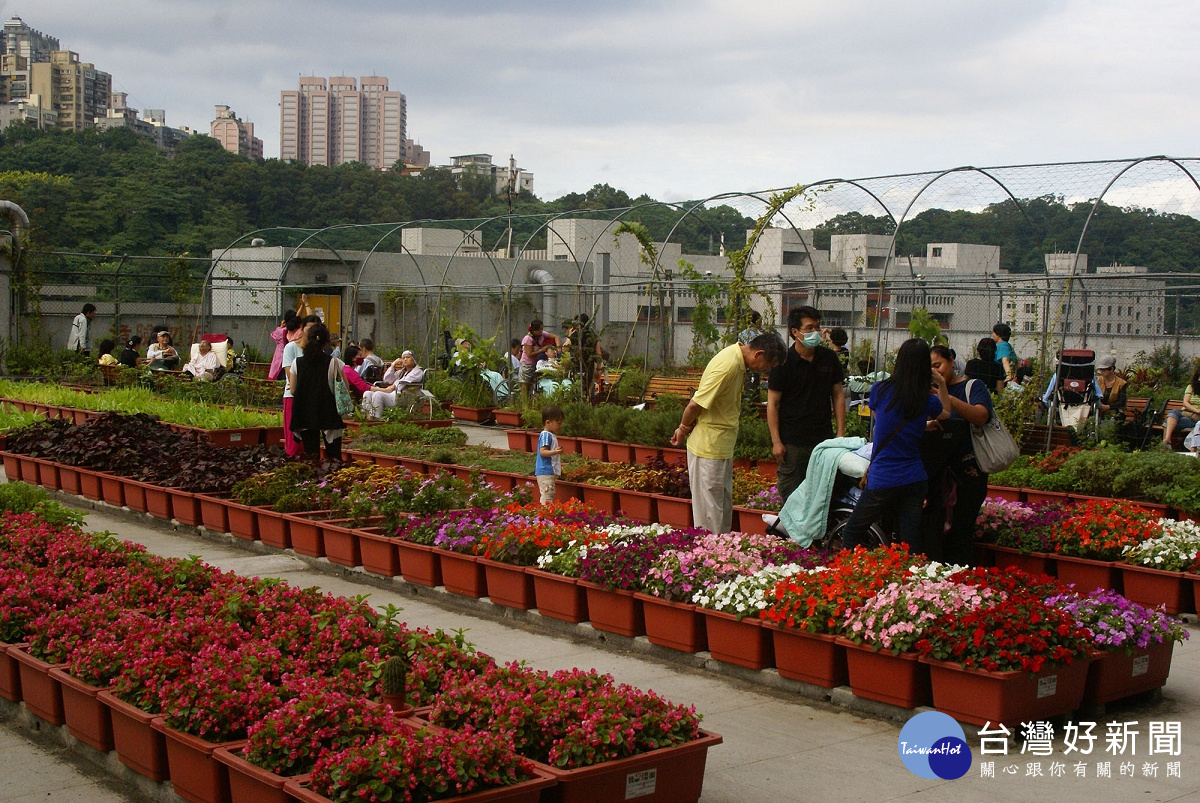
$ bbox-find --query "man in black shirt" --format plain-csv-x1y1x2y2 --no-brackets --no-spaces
767,306,846,502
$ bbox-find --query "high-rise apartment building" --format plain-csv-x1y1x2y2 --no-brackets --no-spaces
211,104,263,160
0,17,58,104
29,50,111,130
280,76,406,169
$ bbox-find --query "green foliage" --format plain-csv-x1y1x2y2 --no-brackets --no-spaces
732,416,774,461
679,260,721,366
4,344,94,379
421,427,468,446
560,402,598,439
0,481,82,528
906,306,945,345
613,368,649,401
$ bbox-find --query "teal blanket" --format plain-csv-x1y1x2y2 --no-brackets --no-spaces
777,437,866,547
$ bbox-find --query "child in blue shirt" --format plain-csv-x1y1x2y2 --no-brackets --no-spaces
535,405,564,503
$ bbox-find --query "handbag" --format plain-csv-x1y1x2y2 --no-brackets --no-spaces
328,358,354,417
966,379,1019,474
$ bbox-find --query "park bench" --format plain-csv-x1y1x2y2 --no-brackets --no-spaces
1124,397,1186,449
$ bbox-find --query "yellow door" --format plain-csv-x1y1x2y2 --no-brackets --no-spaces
303,294,341,334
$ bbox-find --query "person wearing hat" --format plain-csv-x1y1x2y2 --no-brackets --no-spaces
362,351,425,419
1095,355,1127,420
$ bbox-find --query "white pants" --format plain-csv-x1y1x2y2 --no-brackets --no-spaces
363,389,397,419
686,450,733,535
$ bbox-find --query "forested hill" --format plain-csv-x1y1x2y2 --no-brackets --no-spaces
3,125,1200,273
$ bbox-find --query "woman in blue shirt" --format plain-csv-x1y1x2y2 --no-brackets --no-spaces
843,339,950,551
931,344,994,566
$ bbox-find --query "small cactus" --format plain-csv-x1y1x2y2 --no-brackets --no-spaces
380,654,407,696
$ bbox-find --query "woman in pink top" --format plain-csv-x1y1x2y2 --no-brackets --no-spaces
268,311,297,380
340,345,374,401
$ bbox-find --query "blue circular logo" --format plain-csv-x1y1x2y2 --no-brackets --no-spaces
898,711,972,780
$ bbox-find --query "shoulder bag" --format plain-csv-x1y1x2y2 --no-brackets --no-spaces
328,358,354,417
965,379,1019,474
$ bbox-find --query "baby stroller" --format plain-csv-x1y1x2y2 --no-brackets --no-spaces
1047,349,1097,429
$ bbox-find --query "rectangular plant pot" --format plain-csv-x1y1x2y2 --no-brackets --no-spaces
143,483,173,520
632,445,661,464
922,656,1089,727
213,746,308,803
702,609,775,670
17,454,40,485
439,551,488,598
732,506,771,536
77,467,103,501
256,507,291,550
605,442,634,463
283,511,331,558
319,519,363,567
836,638,932,709
100,472,126,507
49,667,113,752
166,488,203,527
397,541,443,587
616,489,656,523
1121,564,1192,615
529,569,590,623
285,770,555,803
1083,641,1175,705
636,594,708,653
581,484,619,514
123,478,148,513
766,624,849,688
481,560,536,610
197,494,231,534
36,458,61,491
0,639,24,702
578,437,608,460
152,718,243,803
579,581,645,637
989,545,1056,578
532,730,723,803
8,645,64,725
99,690,170,781
986,485,1026,503
1054,555,1121,594
358,529,401,577
654,496,694,529
226,502,259,541
58,464,82,496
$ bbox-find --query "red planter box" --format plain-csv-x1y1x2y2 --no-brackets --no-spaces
481,561,536,610
36,458,61,491
226,502,259,541
197,494,231,533
1084,641,1175,705
18,454,40,484
213,746,308,803
450,405,495,423
1121,564,1192,615
144,484,173,520
283,511,330,558
493,410,524,428
100,690,170,781
319,519,363,567
533,730,723,803
632,445,661,464
578,437,608,460
659,447,688,468
49,667,114,752
529,570,589,623
397,541,442,587
1055,555,1121,594
0,639,24,702
732,506,771,536
702,609,774,670
579,581,645,637
100,472,126,507
124,479,148,513
78,467,103,501
359,529,401,577
167,488,202,527
440,552,488,597
767,624,849,688
986,485,1025,503
636,594,708,653
836,639,931,708
58,464,82,496
616,489,656,523
923,656,1090,726
557,436,581,455
654,496,693,529
285,771,555,803
1024,489,1070,506
581,484,619,514
606,442,634,463
8,645,64,725
989,545,1056,578
153,718,243,803
256,508,291,549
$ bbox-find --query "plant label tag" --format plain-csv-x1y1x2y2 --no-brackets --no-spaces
1037,674,1058,699
625,768,657,799
230,433,242,442
1132,655,1150,677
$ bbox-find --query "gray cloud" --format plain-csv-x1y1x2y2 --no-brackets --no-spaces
19,0,1200,201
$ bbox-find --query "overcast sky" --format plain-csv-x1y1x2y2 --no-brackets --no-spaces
17,0,1200,202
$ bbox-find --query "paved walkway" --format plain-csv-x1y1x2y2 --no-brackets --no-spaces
6,433,1200,802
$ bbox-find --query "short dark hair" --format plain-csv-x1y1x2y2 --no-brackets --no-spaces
510,338,521,349
748,310,762,325
98,338,115,354
359,338,375,352
578,313,590,325
530,319,544,331
992,323,1012,341
127,336,142,348
285,316,303,333
976,337,996,360
829,327,848,347
748,332,788,367
82,303,96,315
787,306,820,333
542,405,564,424
342,344,360,363
302,314,321,325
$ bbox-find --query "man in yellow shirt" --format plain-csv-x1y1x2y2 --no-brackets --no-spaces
670,332,787,533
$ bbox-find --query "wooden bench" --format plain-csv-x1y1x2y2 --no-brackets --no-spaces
1124,397,1186,449
1018,423,1075,455
645,376,699,401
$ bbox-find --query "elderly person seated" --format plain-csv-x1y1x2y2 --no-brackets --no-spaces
363,351,426,419
145,330,180,370
182,339,223,381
